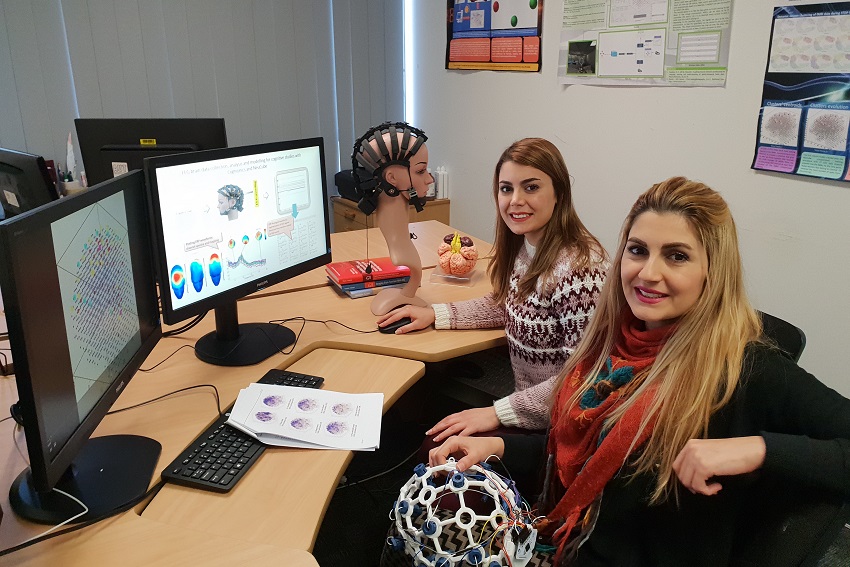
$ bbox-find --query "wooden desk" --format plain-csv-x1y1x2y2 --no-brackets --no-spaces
3,514,319,566
248,220,490,297
141,349,425,551
0,350,423,562
0,222,504,561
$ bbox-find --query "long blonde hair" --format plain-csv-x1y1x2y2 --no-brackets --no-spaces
488,138,604,303
552,176,762,503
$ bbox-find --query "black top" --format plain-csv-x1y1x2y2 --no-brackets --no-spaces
500,344,850,566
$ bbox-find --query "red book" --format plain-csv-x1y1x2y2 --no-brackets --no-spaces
325,257,411,284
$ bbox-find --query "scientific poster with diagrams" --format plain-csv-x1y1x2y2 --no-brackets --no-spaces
752,3,850,181
558,0,733,86
446,0,544,71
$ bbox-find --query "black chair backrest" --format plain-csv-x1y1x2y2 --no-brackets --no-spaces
759,311,806,363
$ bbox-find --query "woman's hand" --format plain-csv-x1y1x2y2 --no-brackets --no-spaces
427,407,501,443
376,305,435,334
673,436,767,496
429,435,505,472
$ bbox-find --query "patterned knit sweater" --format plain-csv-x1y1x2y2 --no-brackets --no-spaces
432,240,607,429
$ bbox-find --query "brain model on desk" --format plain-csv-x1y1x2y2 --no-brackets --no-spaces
438,232,478,276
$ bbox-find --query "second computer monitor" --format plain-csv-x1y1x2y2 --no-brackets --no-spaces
0,147,59,219
75,118,227,186
145,138,332,366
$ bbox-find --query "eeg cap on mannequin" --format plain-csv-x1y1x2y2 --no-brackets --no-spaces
351,121,428,215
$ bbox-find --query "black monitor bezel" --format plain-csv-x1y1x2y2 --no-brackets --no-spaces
75,118,227,186
0,170,162,491
0,147,59,218
143,137,333,327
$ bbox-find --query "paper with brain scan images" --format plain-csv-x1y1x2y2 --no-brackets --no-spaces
227,383,383,450
753,3,850,182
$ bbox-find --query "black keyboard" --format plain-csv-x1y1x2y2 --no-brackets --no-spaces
161,369,324,492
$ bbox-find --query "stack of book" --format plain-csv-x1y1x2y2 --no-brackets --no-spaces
325,257,411,298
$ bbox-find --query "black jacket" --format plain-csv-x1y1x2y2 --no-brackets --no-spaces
500,344,850,566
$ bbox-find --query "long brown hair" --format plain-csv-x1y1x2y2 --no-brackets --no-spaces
552,176,762,503
488,138,604,303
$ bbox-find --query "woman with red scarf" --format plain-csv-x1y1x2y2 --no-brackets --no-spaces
429,177,850,566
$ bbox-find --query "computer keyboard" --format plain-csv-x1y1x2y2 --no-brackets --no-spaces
161,369,324,492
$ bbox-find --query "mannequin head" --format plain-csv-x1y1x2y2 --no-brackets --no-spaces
351,122,432,315
351,121,432,215
217,184,244,220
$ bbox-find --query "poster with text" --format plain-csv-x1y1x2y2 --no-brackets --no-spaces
558,0,733,86
752,3,850,181
446,0,543,72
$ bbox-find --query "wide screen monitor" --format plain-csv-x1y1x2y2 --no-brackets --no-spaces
0,170,162,524
144,138,332,366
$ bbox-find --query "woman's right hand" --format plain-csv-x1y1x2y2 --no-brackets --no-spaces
376,305,435,334
428,435,505,472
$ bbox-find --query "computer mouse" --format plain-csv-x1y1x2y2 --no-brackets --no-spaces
378,317,413,334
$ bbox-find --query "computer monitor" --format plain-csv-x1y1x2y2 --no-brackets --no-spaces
144,138,332,367
0,147,59,219
0,170,162,524
75,118,228,186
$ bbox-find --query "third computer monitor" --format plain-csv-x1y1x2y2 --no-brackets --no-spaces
75,118,227,186
144,138,332,366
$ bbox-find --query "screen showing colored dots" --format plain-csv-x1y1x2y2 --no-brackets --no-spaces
50,191,142,419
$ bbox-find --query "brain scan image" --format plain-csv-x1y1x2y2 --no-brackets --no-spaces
760,106,803,148
803,109,850,151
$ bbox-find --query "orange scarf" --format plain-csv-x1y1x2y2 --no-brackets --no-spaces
545,312,671,560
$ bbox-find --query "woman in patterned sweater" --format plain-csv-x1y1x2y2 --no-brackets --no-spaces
377,138,608,436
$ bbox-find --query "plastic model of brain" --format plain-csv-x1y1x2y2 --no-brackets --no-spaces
388,459,537,567
438,232,478,276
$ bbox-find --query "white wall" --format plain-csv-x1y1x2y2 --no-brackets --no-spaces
412,1,850,394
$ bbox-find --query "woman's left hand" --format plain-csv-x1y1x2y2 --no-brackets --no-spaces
672,436,767,496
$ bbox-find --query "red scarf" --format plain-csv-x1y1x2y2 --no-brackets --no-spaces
545,311,671,558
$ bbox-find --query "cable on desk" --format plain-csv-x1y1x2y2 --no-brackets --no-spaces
0,480,165,557
0,349,11,376
107,384,223,418
138,344,196,372
269,317,380,335
162,311,208,338
336,446,420,491
17,488,89,547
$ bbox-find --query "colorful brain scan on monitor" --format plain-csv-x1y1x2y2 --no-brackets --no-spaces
145,138,332,366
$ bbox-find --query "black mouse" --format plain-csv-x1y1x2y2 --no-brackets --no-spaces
378,317,413,334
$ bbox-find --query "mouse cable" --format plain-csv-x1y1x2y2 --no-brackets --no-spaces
268,317,380,335
107,383,223,418
162,311,209,338
336,446,420,490
0,480,165,557
138,344,196,372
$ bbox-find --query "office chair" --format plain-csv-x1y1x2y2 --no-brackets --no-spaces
758,311,806,363
731,312,849,566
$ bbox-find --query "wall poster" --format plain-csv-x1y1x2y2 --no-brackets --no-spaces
558,0,733,86
753,3,850,181
446,0,544,72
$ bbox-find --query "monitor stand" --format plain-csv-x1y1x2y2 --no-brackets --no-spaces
9,435,161,525
194,301,295,366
